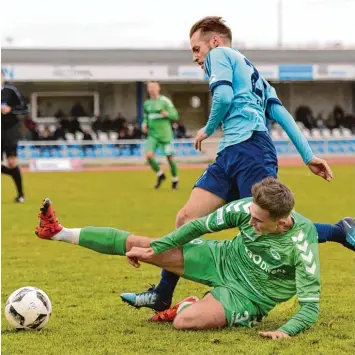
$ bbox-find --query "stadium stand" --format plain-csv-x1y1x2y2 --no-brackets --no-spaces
17,130,355,162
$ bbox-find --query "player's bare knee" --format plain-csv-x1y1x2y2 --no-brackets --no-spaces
145,152,154,161
173,313,191,330
175,207,190,228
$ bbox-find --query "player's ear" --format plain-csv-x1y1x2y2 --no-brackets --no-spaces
277,218,287,230
210,35,218,48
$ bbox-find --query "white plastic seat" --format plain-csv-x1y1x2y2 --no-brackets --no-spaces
75,132,84,140
342,128,352,137
98,132,108,141
312,129,322,138
302,128,311,139
65,133,75,141
109,132,118,140
332,128,341,138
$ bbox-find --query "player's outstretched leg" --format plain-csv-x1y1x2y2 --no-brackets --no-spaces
314,217,355,251
36,198,173,311
35,198,186,312
35,198,130,255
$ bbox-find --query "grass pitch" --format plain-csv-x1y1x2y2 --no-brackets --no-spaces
2,165,355,355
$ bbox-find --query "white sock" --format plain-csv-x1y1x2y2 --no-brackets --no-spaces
52,228,81,244
177,301,194,314
157,170,164,176
172,176,179,182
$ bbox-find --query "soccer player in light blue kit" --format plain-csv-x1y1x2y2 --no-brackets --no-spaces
121,17,355,318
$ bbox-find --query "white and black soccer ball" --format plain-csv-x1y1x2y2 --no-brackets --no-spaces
4,286,52,330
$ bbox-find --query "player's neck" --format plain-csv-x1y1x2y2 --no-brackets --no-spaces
215,41,232,48
280,216,294,233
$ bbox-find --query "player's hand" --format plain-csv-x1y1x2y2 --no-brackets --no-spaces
142,123,148,134
259,330,290,340
194,127,210,151
126,247,155,267
161,110,168,118
307,157,333,182
126,255,140,268
1,104,11,114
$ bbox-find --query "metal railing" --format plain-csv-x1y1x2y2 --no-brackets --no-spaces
17,137,355,165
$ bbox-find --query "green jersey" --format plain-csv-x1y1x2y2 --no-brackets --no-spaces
143,95,179,143
151,198,321,336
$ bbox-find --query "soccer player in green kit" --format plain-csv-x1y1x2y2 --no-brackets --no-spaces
36,177,320,340
143,81,180,189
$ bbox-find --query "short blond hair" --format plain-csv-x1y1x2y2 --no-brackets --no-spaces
252,177,295,219
189,16,232,42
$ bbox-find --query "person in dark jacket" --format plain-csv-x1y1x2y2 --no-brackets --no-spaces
1,69,27,203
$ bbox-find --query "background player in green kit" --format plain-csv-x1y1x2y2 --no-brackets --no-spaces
36,177,320,340
143,81,180,189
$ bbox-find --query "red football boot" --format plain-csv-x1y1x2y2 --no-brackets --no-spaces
35,198,63,240
149,296,199,322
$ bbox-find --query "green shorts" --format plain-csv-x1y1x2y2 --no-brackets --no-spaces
144,136,174,156
182,238,269,328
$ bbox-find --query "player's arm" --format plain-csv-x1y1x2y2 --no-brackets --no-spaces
267,102,333,181
162,97,179,121
2,86,26,115
278,226,321,336
142,102,148,125
266,102,314,164
5,85,27,114
204,85,233,136
142,103,149,133
150,199,251,254
204,49,234,136
1,86,13,114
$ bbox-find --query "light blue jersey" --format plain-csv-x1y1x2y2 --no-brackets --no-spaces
204,47,281,152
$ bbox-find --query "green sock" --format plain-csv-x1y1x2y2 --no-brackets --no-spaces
148,158,160,173
169,159,178,178
78,227,130,256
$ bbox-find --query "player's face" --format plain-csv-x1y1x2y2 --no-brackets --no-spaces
190,30,214,71
248,202,280,235
147,82,161,99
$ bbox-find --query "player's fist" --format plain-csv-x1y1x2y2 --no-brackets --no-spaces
126,255,140,268
307,157,333,182
259,330,290,340
126,247,155,268
161,110,168,118
1,104,11,114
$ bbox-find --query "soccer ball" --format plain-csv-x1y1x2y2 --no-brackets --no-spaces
4,286,52,330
